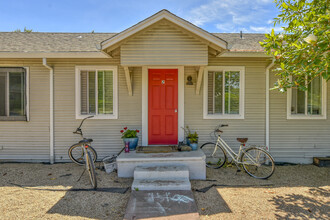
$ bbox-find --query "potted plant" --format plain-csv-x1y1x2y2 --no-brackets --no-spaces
182,126,199,150
188,132,199,151
121,127,139,150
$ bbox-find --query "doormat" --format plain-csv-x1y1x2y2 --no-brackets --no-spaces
136,146,178,153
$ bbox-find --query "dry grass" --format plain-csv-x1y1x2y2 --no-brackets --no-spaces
0,163,329,220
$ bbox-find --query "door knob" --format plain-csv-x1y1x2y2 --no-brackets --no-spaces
174,109,178,113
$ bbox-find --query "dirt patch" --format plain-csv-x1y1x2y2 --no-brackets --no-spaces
192,165,330,220
0,163,132,220
0,163,329,219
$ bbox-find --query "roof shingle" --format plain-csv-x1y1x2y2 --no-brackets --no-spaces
0,32,266,53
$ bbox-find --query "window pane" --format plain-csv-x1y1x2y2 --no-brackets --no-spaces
0,72,6,116
104,71,113,114
97,71,113,114
308,76,321,115
291,88,305,114
207,72,214,114
207,71,223,114
214,72,223,114
88,71,96,114
225,71,240,114
80,71,88,114
98,71,104,114
9,72,25,116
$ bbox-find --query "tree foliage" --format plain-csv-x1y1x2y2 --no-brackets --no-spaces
260,0,330,92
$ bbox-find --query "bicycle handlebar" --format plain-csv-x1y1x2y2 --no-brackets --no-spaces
73,115,94,135
213,124,229,135
77,116,94,129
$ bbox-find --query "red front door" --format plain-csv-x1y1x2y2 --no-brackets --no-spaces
148,69,178,145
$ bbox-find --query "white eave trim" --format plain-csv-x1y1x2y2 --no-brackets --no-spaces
0,52,109,58
101,10,227,50
220,52,270,57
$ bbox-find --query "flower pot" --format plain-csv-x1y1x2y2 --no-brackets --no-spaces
190,143,198,151
123,137,139,150
186,137,190,146
186,137,198,146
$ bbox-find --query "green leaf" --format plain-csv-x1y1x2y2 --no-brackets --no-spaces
282,2,288,9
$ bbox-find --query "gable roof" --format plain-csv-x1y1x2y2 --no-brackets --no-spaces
100,9,228,52
0,10,268,58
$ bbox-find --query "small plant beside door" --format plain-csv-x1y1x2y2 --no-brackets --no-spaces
182,126,199,150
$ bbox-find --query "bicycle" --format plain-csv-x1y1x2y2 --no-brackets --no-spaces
200,124,275,179
68,115,98,189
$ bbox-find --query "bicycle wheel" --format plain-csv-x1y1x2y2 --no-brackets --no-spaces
68,144,97,165
200,142,226,169
240,147,275,179
86,151,97,189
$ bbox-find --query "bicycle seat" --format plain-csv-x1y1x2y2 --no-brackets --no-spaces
215,129,223,133
79,139,93,144
237,138,248,143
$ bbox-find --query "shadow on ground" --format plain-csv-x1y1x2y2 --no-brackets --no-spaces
271,187,330,219
191,165,329,218
0,163,132,220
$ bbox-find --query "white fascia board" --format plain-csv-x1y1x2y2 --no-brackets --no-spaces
220,51,270,57
101,10,227,50
0,52,109,58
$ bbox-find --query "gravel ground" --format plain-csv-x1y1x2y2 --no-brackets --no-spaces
0,163,329,220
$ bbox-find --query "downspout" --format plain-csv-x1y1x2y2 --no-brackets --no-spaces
42,58,55,164
265,59,275,151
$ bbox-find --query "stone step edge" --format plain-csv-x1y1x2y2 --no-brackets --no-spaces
132,178,191,191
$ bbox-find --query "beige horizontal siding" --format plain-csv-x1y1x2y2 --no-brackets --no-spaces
269,71,330,163
0,59,50,161
51,58,142,161
185,57,268,153
121,20,208,66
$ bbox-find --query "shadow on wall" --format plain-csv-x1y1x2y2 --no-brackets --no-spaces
270,187,330,219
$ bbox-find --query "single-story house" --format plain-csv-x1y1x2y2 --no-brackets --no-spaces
0,10,329,164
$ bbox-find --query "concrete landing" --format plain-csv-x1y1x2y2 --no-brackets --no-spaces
124,190,199,220
117,148,206,180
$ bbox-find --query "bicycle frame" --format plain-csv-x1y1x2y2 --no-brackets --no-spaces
83,145,90,168
215,135,261,166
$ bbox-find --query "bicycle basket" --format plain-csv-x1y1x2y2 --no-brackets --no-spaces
103,156,117,174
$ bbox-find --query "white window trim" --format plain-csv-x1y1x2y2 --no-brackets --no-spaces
0,66,29,121
203,66,245,119
287,77,327,120
75,66,118,120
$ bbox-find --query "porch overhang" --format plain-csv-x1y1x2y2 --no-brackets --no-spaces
100,10,228,58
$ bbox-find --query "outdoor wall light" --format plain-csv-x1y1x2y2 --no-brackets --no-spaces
186,75,193,85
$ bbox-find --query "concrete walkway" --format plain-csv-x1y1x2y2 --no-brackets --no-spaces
124,190,199,220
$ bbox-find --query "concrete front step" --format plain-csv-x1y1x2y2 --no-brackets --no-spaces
132,178,191,191
134,165,189,180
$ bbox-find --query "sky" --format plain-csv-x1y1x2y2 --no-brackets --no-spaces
0,0,282,33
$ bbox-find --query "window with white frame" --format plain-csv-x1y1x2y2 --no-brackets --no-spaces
76,66,117,119
288,76,326,119
0,67,28,121
203,66,245,119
